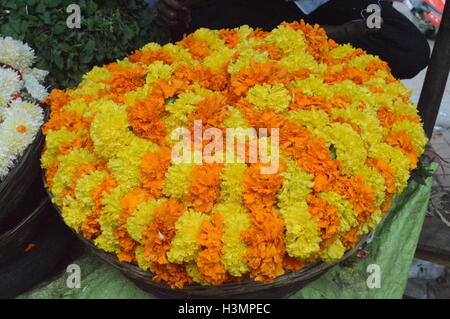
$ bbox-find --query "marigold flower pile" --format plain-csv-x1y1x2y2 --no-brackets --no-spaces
41,21,427,288
0,37,47,180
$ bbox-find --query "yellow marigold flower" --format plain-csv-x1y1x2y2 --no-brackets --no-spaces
51,148,98,204
391,100,420,118
162,43,192,63
82,66,112,83
360,208,383,234
354,166,386,207
214,202,250,276
277,156,320,259
228,49,269,74
247,83,291,113
166,209,210,264
331,80,375,107
94,185,126,254
392,120,428,155
203,47,235,72
90,102,134,159
126,198,167,243
116,58,135,69
163,161,199,200
321,239,346,262
222,107,250,130
236,25,254,40
330,44,357,59
145,61,173,84
140,42,161,51
186,263,208,285
193,28,224,52
369,143,410,194
108,136,158,189
292,75,333,98
135,245,151,271
280,52,324,73
164,92,203,135
286,109,330,135
364,77,386,89
318,192,358,234
316,123,367,176
62,170,109,231
385,81,412,98
41,128,80,168
63,98,89,116
124,87,147,109
267,25,306,54
219,163,247,203
331,105,383,149
348,54,380,70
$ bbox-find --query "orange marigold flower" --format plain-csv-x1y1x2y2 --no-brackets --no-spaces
188,93,230,130
385,130,419,169
196,213,228,285
377,107,419,129
218,29,239,49
141,147,172,198
178,34,210,61
230,62,289,98
44,89,72,113
254,44,283,60
129,48,175,65
127,94,167,145
82,176,117,240
186,163,223,214
115,188,149,263
43,110,89,135
142,199,191,288
105,65,147,103
307,195,341,248
242,163,287,282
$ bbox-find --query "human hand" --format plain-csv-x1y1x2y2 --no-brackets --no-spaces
156,0,193,30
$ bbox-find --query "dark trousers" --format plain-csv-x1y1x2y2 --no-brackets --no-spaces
184,0,430,79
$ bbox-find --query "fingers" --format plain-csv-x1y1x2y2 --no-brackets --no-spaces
156,13,179,28
164,0,189,12
156,0,191,29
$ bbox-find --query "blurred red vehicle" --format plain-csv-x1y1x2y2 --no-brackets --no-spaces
410,0,446,37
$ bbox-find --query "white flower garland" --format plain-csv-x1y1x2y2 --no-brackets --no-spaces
0,37,48,181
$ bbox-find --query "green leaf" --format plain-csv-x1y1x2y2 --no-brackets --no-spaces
86,1,98,15
4,1,18,10
0,23,16,37
47,0,62,8
41,12,52,24
35,2,46,13
53,53,64,70
9,18,21,33
83,39,95,54
53,22,66,35
329,145,337,160
80,54,92,64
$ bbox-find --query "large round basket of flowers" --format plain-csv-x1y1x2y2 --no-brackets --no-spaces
42,21,428,298
0,37,49,224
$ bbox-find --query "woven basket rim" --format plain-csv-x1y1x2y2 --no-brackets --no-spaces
0,196,50,241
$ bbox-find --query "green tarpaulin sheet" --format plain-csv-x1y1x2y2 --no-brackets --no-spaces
19,165,436,299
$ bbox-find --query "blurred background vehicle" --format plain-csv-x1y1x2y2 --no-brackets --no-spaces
408,0,446,38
